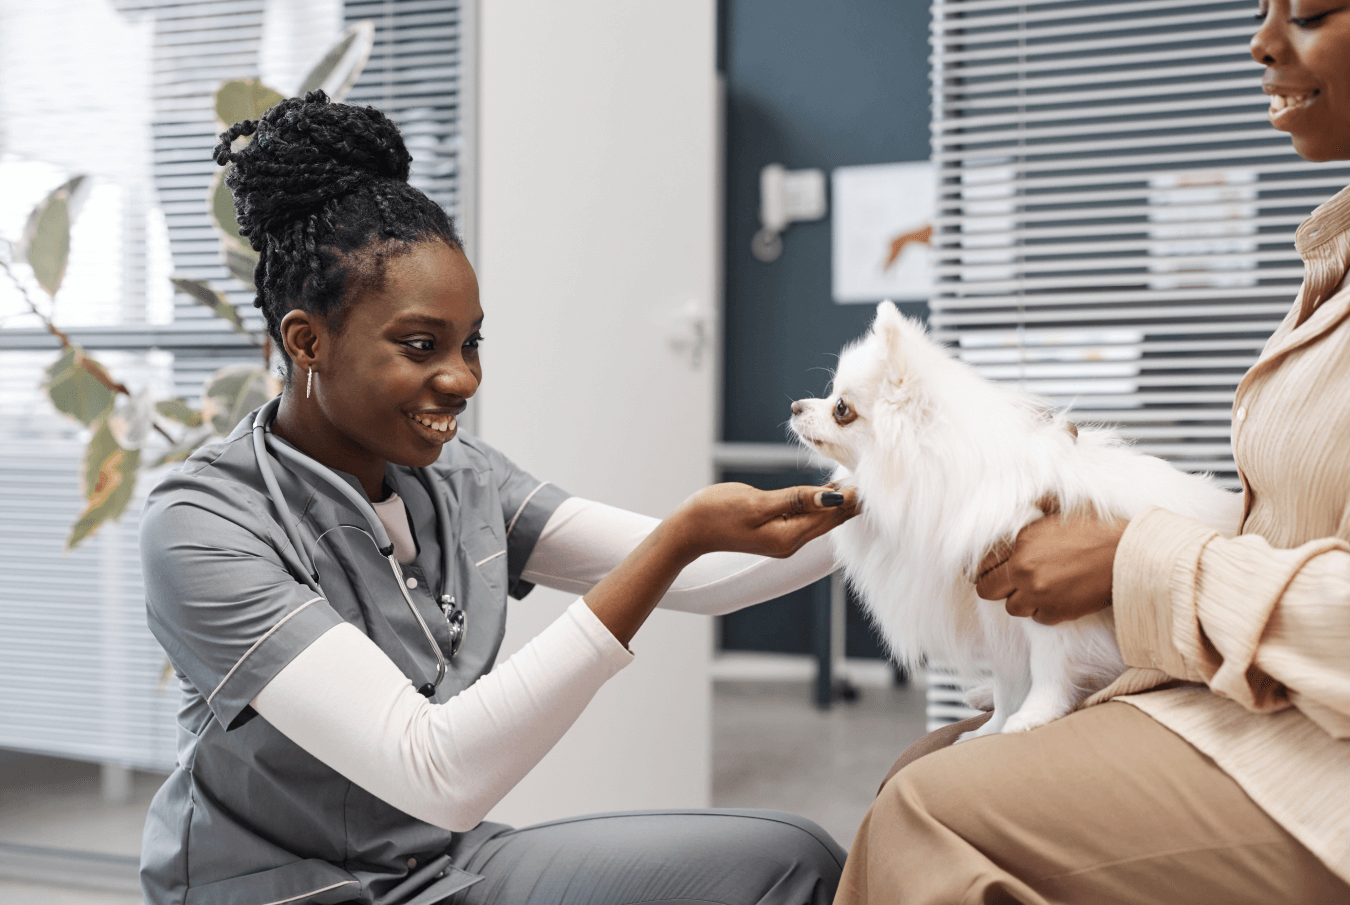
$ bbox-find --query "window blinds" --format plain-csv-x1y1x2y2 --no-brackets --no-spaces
345,0,466,229
929,0,1350,486
139,0,467,333
0,0,469,772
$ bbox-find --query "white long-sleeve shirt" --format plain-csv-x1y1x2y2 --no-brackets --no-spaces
251,497,837,831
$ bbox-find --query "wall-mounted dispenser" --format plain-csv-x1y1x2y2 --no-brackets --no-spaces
752,163,827,262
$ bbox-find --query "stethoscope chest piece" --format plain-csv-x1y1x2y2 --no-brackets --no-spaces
445,602,466,655
418,602,466,699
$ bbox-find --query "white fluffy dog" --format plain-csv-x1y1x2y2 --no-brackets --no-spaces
790,302,1241,737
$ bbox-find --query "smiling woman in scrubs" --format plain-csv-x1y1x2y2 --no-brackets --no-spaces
138,92,855,905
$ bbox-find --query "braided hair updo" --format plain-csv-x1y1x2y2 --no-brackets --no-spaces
213,90,461,372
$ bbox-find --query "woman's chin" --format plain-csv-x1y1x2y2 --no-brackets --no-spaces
1286,132,1350,164
397,442,451,469
380,435,453,470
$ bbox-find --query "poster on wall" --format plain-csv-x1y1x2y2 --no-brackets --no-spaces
831,160,935,304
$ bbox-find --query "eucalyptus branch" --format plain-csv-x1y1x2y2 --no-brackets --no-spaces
2,243,172,444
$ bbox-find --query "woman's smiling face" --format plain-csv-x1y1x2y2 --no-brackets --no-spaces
1253,0,1350,161
293,239,484,491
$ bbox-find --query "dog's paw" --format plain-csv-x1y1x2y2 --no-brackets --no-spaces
1001,707,1061,734
963,683,995,712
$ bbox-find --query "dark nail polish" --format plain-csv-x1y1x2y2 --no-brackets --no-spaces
821,491,845,507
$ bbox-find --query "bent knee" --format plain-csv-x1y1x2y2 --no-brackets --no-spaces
716,809,847,873
673,811,846,905
876,742,1005,839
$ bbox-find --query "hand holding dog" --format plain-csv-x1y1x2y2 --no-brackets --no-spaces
974,511,1126,625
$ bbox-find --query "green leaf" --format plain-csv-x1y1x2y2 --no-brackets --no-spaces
215,78,285,128
202,365,273,435
45,346,115,426
155,398,203,428
209,168,242,241
171,277,246,333
25,195,69,297
204,170,259,289
18,177,88,298
223,243,259,290
68,418,140,549
297,20,376,103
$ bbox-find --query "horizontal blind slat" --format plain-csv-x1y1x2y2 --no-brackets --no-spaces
936,11,1253,48
935,0,1251,32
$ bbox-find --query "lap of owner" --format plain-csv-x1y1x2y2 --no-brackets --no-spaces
841,702,1349,905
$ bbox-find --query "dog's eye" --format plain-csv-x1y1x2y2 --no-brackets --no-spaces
834,399,851,420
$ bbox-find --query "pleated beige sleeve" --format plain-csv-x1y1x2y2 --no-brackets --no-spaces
1111,506,1350,739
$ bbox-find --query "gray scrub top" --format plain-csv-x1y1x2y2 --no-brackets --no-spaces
138,409,569,905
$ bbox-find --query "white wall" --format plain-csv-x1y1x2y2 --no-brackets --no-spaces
475,1,720,826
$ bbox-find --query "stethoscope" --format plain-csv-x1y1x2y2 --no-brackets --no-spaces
251,396,465,697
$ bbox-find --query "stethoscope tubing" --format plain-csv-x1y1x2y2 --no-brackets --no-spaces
250,397,454,695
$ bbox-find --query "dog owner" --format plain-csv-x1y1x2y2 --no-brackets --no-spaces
138,92,857,905
837,3,1350,903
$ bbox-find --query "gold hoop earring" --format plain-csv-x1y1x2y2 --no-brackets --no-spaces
306,367,313,400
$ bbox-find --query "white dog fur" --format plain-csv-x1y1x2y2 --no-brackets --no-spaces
790,302,1242,738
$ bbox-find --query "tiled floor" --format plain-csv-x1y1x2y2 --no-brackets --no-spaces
0,661,929,902
0,752,152,904
711,672,928,848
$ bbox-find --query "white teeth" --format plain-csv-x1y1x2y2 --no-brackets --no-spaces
410,414,457,434
1270,92,1316,114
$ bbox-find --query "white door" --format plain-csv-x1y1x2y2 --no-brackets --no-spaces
475,0,718,825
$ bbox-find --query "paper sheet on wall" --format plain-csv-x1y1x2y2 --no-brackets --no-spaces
832,161,935,303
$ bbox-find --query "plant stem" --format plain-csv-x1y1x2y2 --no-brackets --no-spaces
5,242,176,446
0,257,73,348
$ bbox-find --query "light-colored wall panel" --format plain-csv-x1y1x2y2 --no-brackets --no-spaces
477,0,718,825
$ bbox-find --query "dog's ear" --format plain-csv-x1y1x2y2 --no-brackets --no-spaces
873,301,909,381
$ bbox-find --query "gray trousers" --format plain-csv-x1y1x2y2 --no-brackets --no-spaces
448,809,846,905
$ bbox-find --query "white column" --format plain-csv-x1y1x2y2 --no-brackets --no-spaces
476,0,719,825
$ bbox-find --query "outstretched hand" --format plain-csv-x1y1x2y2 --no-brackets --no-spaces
584,482,859,647
973,507,1125,625
667,482,860,562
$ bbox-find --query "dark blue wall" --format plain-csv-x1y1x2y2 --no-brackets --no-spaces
721,0,932,444
717,0,933,657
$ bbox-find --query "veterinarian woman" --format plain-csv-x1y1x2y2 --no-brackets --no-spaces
137,94,857,905
836,3,1350,903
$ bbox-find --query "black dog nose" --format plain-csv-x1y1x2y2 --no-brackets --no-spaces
791,400,804,416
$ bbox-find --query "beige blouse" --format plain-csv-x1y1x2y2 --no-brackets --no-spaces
1089,183,1350,884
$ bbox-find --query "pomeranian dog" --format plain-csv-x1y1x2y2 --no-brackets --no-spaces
790,302,1241,737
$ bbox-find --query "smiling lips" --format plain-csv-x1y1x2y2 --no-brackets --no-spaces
409,412,457,434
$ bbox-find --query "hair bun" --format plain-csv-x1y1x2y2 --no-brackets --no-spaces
214,90,413,247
